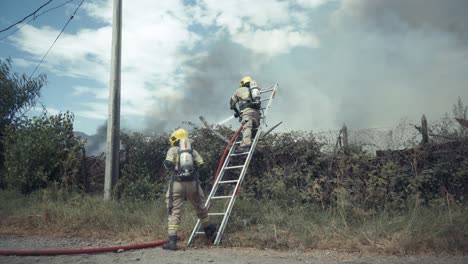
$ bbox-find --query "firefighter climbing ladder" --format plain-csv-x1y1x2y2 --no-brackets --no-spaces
188,83,279,246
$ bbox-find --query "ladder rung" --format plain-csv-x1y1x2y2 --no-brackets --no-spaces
208,212,226,216
225,165,244,170
260,88,274,94
219,179,239,184
230,152,249,156
211,195,232,199
195,232,205,235
235,141,243,145
261,98,269,102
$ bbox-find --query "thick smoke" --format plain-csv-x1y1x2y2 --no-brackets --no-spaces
81,121,107,156
145,0,468,133
339,0,468,44
325,0,468,128
143,42,258,133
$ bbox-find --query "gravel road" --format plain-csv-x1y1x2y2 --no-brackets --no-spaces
0,235,466,264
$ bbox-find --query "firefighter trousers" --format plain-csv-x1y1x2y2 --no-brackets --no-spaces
241,110,260,146
165,180,210,236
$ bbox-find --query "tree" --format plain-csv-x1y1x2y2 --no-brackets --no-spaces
0,58,46,187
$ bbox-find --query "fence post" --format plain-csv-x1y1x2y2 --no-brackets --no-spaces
342,123,348,152
421,114,428,145
81,148,90,193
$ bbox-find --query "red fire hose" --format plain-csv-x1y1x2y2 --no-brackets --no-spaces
213,126,242,183
0,240,168,256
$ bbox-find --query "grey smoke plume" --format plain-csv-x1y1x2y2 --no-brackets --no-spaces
324,0,468,128
82,121,107,156
338,0,468,44
144,42,258,133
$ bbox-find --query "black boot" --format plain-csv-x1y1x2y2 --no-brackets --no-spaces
162,235,177,251
235,144,251,154
203,224,217,241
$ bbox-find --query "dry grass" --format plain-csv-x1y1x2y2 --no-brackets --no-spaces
1,189,467,254
0,189,168,242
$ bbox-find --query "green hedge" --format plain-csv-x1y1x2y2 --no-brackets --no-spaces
115,127,468,210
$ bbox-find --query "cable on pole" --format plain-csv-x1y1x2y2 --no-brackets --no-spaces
29,0,85,79
0,0,78,41
0,0,54,33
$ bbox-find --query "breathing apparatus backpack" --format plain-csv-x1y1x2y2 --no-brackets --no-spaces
240,80,261,110
178,137,195,178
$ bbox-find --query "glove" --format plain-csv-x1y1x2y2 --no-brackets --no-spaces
163,160,175,171
234,112,240,118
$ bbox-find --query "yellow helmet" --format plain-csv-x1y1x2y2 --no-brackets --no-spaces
240,76,252,87
169,128,188,146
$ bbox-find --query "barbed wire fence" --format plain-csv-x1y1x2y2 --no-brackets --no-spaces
315,115,467,156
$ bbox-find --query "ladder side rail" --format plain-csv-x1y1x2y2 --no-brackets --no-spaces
204,138,239,208
213,126,263,245
263,83,278,120
260,83,278,126
187,219,201,244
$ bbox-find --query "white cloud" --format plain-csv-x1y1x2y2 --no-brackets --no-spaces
195,0,321,56
83,0,112,24
11,57,35,68
12,25,110,83
202,0,291,32
73,85,108,100
75,102,108,119
294,0,334,8
234,29,320,56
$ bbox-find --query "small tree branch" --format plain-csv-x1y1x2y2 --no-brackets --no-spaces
428,133,462,141
455,118,468,128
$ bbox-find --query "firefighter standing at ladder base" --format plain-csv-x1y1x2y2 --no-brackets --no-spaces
162,128,217,251
230,76,262,153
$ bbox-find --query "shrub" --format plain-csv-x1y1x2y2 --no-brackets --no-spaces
3,111,84,193
115,132,168,200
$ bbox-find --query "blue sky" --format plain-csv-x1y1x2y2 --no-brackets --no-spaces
1,0,467,136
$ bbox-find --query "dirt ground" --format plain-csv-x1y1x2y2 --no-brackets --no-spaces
0,235,466,264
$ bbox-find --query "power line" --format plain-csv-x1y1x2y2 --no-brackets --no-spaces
29,0,86,79
0,0,54,33
37,0,77,17
0,0,78,41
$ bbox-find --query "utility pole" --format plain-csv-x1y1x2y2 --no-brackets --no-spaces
104,0,122,200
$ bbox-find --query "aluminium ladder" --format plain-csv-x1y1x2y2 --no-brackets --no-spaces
188,83,279,246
